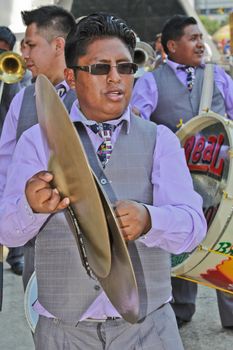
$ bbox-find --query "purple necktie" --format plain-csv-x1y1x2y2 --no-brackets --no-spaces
178,65,195,91
90,123,116,167
56,84,67,97
185,66,195,91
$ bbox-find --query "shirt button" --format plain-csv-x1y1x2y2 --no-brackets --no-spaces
94,284,101,291
100,178,107,185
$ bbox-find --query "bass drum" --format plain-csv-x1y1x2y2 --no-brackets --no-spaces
172,111,233,294
24,272,38,333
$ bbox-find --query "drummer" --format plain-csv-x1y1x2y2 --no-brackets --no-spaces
0,13,206,349
131,15,233,329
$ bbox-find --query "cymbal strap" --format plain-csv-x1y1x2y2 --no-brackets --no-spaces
66,205,96,280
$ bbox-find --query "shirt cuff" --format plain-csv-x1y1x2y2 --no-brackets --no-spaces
17,194,50,236
138,204,164,246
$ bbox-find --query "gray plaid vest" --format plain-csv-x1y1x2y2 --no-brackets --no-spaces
36,115,171,323
151,64,225,132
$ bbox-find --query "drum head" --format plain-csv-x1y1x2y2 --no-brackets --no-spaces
172,112,233,278
24,272,38,333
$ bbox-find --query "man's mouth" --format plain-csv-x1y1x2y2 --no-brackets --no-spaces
105,89,124,101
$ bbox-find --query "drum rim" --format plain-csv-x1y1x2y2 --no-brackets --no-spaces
24,271,38,333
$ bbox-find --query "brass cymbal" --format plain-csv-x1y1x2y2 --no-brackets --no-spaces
93,174,139,324
35,74,111,279
35,74,139,323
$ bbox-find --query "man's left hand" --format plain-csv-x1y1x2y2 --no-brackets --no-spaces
114,200,151,241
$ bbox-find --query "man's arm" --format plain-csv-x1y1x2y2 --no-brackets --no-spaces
0,88,25,199
131,72,158,120
0,125,51,246
214,65,233,119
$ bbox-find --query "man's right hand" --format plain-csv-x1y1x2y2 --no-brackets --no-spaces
25,171,70,213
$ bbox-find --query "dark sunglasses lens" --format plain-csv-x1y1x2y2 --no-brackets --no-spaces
117,63,138,74
91,64,110,75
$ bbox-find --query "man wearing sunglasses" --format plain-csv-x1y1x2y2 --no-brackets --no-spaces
0,13,206,349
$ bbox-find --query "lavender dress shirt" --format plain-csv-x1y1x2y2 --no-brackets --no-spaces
0,102,206,320
131,58,233,120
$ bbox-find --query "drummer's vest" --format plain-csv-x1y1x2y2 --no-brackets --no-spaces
150,64,226,132
35,115,171,323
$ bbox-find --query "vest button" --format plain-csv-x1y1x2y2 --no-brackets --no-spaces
94,284,101,291
100,178,107,185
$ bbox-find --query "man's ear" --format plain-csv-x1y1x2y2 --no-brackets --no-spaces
167,40,177,54
54,36,65,55
64,68,76,89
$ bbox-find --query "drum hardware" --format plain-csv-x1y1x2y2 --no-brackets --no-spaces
172,274,233,293
202,108,210,113
198,244,232,258
176,118,183,129
222,191,233,200
224,119,233,127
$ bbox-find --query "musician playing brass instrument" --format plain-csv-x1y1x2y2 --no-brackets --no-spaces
0,13,206,349
0,26,24,280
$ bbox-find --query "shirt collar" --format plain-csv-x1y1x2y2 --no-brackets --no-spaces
166,58,205,72
33,79,70,97
70,100,131,134
54,80,70,92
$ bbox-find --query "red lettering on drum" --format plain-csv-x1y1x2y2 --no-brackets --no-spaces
209,134,224,177
192,136,205,163
184,135,195,163
184,133,224,178
202,136,216,162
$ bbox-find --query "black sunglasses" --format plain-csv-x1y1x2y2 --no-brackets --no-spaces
69,62,138,75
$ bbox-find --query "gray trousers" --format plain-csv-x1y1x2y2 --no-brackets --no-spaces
6,247,24,266
34,304,184,350
171,277,233,327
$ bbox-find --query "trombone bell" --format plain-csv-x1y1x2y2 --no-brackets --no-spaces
0,51,26,84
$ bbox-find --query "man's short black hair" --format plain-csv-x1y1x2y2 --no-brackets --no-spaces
21,5,75,41
161,15,197,55
65,12,136,68
0,26,16,50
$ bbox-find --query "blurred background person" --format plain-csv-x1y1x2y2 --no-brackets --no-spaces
19,38,32,88
154,33,166,67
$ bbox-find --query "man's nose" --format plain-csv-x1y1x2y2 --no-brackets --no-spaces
107,66,121,83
